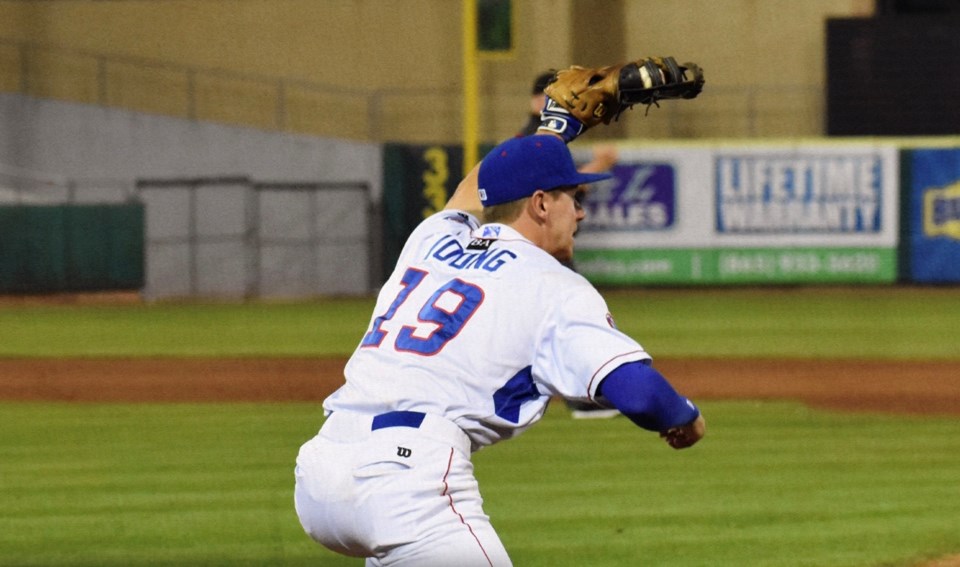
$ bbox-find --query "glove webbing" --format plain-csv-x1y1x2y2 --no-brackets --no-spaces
618,57,686,117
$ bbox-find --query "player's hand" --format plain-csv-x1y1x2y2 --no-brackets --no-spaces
660,414,705,449
590,144,619,172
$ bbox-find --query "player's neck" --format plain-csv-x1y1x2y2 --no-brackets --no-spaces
506,214,555,256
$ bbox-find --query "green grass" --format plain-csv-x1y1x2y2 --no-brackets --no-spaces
1,286,958,565
481,402,960,567
0,286,958,359
1,401,958,566
0,402,322,566
0,299,374,357
601,286,960,360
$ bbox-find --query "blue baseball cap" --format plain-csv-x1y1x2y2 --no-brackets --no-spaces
477,135,612,207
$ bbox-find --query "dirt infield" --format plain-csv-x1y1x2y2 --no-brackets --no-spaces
1,357,958,417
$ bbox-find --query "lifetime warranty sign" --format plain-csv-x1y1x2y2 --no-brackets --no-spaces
715,155,883,234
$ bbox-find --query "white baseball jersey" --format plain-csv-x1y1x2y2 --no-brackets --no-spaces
324,209,651,449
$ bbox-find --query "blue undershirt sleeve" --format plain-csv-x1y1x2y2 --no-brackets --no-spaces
597,361,700,431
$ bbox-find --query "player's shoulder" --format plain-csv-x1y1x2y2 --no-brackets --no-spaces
562,269,602,298
421,209,480,233
539,268,617,328
405,210,479,245
531,260,600,297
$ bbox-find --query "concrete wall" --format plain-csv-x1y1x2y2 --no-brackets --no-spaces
0,93,381,199
0,92,382,298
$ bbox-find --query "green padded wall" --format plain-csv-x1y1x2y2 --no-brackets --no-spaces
0,204,144,293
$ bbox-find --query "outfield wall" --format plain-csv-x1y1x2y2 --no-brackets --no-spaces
3,92,960,297
0,93,383,298
569,142,899,285
570,140,960,285
387,139,960,286
901,148,960,283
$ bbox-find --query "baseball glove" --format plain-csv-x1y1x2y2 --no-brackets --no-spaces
543,56,704,128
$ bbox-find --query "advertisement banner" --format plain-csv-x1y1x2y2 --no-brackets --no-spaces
906,148,960,282
579,163,676,232
715,154,883,235
576,247,895,285
573,143,899,285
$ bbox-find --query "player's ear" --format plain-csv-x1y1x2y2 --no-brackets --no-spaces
527,190,549,221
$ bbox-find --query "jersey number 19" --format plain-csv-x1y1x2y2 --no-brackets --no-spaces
360,267,484,356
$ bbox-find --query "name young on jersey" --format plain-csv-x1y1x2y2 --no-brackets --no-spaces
426,235,517,272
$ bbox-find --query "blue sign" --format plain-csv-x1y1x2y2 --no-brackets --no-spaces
715,155,883,234
580,163,675,231
908,149,960,282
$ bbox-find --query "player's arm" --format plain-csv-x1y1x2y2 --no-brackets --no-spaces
578,144,618,174
597,361,705,449
444,160,483,217
446,54,703,216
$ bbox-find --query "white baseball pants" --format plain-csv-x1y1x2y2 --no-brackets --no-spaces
294,411,512,566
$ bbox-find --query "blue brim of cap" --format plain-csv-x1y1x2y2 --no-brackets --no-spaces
572,171,614,186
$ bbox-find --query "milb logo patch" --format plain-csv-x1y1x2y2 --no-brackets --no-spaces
924,183,960,240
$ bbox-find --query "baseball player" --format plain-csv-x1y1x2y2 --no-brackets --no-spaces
520,70,621,419
294,56,705,566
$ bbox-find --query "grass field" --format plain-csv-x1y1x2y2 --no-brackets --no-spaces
1,401,958,566
1,287,958,359
1,286,959,566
